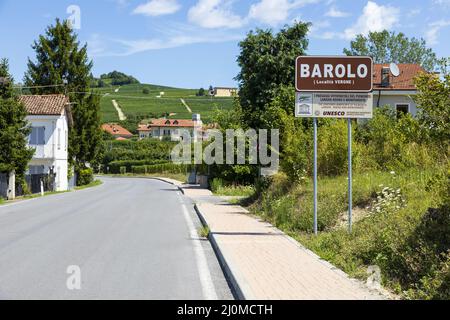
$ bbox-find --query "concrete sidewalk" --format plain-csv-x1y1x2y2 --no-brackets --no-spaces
158,178,387,300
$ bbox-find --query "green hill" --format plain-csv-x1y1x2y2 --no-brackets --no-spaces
96,83,234,125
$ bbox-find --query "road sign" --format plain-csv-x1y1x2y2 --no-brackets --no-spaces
296,56,373,93
295,92,373,119
295,56,374,235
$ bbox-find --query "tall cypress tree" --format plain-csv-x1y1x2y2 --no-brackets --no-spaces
24,19,103,181
0,59,34,176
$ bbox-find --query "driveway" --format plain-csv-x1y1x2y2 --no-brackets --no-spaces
0,177,233,300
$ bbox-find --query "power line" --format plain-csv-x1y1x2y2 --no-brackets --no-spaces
13,84,66,89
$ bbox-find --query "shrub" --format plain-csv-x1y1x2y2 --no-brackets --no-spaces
119,166,126,175
109,159,167,174
77,168,94,186
318,120,348,176
132,165,147,174
142,88,150,94
210,178,223,193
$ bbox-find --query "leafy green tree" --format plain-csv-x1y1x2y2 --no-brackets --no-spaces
236,22,310,128
24,19,103,183
0,59,34,176
344,30,438,71
414,73,450,144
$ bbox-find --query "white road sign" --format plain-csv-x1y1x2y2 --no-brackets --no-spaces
295,92,373,119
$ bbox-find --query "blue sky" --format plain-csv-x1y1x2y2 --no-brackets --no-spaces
0,0,449,88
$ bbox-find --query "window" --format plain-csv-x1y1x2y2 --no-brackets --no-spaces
29,127,45,145
58,128,61,150
396,104,409,118
29,165,45,175
65,130,68,151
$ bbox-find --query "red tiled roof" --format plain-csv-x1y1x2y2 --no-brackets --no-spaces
149,119,196,128
101,124,133,137
373,64,426,90
138,124,152,132
20,94,69,115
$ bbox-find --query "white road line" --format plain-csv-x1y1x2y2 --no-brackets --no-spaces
178,194,218,300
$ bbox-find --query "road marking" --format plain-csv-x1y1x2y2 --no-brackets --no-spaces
179,193,218,300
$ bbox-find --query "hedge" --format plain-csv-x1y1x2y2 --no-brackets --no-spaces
130,163,192,175
107,160,167,174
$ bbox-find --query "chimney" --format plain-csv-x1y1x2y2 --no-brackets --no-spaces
381,67,390,87
192,113,201,124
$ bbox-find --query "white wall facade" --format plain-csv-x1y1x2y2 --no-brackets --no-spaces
26,113,69,191
373,91,418,116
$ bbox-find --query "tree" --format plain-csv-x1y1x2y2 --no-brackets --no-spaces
414,73,450,144
344,30,438,71
0,59,34,176
236,22,311,128
24,19,103,183
197,88,205,96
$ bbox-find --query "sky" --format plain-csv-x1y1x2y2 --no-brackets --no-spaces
0,0,449,88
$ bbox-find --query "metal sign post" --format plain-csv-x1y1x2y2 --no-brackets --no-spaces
313,118,318,235
295,56,374,235
347,119,352,233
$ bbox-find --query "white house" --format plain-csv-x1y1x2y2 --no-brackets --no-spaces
20,95,71,192
372,64,426,116
138,114,203,142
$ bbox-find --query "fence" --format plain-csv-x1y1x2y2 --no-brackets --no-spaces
0,173,55,199
0,173,8,199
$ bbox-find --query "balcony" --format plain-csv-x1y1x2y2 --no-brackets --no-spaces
30,145,54,159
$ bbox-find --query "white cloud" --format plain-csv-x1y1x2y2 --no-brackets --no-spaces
133,0,181,17
188,0,244,29
248,0,318,26
426,20,450,45
113,34,243,56
325,6,350,18
343,1,399,40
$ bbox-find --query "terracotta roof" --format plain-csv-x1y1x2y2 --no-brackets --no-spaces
20,94,69,115
115,137,128,141
373,64,426,91
101,124,133,137
138,124,152,132
149,119,196,128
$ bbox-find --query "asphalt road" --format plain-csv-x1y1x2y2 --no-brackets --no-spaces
0,177,233,300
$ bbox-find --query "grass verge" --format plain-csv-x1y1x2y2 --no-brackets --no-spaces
74,179,103,190
248,167,449,299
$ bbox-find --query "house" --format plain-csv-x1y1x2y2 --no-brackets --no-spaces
213,87,238,97
19,94,71,192
372,64,426,117
138,114,203,142
101,123,133,140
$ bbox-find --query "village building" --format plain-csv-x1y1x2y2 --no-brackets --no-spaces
20,94,72,192
373,63,426,117
138,114,203,142
101,123,133,140
213,87,238,97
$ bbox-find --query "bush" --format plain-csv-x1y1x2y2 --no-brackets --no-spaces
210,178,223,193
108,159,167,174
318,120,348,176
77,168,94,186
132,165,147,174
120,166,126,175
142,88,150,94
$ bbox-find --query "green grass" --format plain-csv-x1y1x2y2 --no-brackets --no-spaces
74,179,103,190
0,197,4,205
198,226,210,238
96,83,234,124
213,185,256,197
248,167,449,299
100,173,188,184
